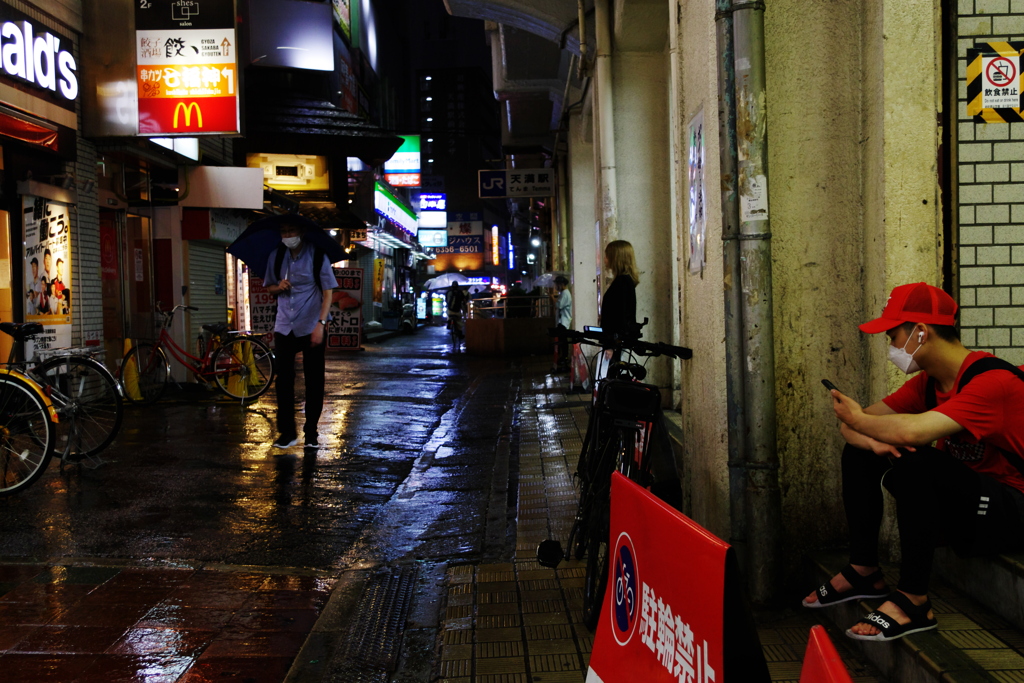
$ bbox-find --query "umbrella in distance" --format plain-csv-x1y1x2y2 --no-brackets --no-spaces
227,213,346,274
423,272,471,290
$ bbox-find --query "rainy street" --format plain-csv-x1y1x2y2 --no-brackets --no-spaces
0,326,527,681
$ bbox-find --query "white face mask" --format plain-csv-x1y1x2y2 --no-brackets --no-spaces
888,331,923,374
281,235,302,249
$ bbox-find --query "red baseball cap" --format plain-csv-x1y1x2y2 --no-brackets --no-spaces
859,282,958,334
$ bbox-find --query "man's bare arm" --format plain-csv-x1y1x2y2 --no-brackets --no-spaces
832,391,964,447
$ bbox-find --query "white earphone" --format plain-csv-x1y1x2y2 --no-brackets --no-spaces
918,332,924,342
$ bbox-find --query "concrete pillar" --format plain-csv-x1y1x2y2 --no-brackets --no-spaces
609,51,673,393
569,112,598,329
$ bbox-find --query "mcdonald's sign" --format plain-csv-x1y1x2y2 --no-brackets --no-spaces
138,97,238,135
173,102,203,129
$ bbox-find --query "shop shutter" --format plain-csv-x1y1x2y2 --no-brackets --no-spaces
186,241,228,347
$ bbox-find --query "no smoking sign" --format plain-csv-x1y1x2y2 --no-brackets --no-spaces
982,54,1021,109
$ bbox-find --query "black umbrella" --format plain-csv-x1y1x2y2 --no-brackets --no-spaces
227,213,346,274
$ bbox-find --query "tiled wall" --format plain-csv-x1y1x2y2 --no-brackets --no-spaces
957,1,1024,363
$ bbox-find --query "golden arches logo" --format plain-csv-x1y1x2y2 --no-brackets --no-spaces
173,101,203,128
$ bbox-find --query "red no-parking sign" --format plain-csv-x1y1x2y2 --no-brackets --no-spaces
586,473,769,683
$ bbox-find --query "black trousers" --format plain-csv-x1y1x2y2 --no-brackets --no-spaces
274,331,326,439
556,324,569,367
843,443,1024,595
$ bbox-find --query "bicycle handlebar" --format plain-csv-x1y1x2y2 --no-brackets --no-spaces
550,327,693,360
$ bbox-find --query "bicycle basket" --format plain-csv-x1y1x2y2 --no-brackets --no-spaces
597,379,662,422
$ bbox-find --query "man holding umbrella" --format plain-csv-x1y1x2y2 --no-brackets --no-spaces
263,215,337,448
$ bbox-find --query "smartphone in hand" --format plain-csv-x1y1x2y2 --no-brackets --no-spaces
821,379,840,393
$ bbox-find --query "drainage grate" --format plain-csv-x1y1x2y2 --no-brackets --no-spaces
326,564,419,683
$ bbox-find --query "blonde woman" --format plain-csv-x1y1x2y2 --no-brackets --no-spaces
601,240,639,337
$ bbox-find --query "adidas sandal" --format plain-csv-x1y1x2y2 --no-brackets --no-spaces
802,565,888,609
845,591,938,642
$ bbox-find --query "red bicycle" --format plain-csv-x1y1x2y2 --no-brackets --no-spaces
120,305,276,404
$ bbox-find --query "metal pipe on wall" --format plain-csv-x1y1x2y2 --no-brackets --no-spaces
732,0,780,603
715,0,780,603
594,0,617,241
714,0,749,582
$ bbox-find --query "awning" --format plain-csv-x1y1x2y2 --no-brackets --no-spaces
242,96,404,166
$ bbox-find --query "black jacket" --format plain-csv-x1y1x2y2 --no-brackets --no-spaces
600,274,636,337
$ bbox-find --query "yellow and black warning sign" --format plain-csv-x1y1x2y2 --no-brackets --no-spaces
968,42,1024,123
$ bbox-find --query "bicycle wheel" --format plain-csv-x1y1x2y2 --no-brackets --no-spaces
121,343,169,404
0,374,56,495
34,356,123,460
213,336,275,400
582,496,610,630
581,427,626,630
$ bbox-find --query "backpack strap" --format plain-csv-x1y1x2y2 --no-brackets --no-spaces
944,356,1024,481
273,243,287,282
925,377,938,410
313,245,325,294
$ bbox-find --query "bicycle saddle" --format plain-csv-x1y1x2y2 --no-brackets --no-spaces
202,322,229,335
0,322,43,340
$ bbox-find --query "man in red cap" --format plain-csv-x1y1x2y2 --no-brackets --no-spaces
803,282,1024,641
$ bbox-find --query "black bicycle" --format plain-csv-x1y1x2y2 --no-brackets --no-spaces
538,323,692,629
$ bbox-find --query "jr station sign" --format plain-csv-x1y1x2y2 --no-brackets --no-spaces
135,0,239,135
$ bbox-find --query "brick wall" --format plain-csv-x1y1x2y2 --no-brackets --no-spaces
957,1,1024,363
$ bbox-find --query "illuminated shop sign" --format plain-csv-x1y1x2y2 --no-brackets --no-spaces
384,135,420,187
417,229,448,248
418,211,447,228
135,1,239,135
419,193,446,211
0,14,78,104
374,181,417,235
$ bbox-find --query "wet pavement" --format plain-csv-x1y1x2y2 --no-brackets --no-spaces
0,325,520,681
0,325,884,681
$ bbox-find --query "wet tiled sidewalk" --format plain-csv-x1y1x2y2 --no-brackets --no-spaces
0,562,334,682
435,363,881,683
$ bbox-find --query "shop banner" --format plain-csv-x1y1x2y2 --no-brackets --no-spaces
328,267,362,351
587,473,770,683
372,258,385,304
23,196,71,359
248,275,276,336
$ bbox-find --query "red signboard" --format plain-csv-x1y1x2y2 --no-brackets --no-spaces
135,7,239,136
800,626,853,683
328,267,363,351
138,97,238,135
587,473,727,683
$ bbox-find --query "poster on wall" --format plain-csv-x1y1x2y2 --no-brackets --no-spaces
688,109,706,275
332,0,352,41
248,275,277,339
23,196,72,359
328,267,363,351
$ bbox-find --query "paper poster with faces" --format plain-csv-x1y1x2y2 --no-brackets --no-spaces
23,196,72,359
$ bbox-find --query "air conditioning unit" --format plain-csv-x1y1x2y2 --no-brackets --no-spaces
246,153,329,191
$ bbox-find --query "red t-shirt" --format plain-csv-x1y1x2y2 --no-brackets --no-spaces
883,351,1024,493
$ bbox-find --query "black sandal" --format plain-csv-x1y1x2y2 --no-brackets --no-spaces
802,565,888,609
845,591,937,641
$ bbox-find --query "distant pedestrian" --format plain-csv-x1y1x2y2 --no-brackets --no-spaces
552,275,572,371
263,216,336,449
601,240,639,339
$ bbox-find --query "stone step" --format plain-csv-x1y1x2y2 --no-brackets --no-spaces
934,548,1024,634
808,552,1024,682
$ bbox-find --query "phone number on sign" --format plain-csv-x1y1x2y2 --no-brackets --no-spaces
435,246,482,254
